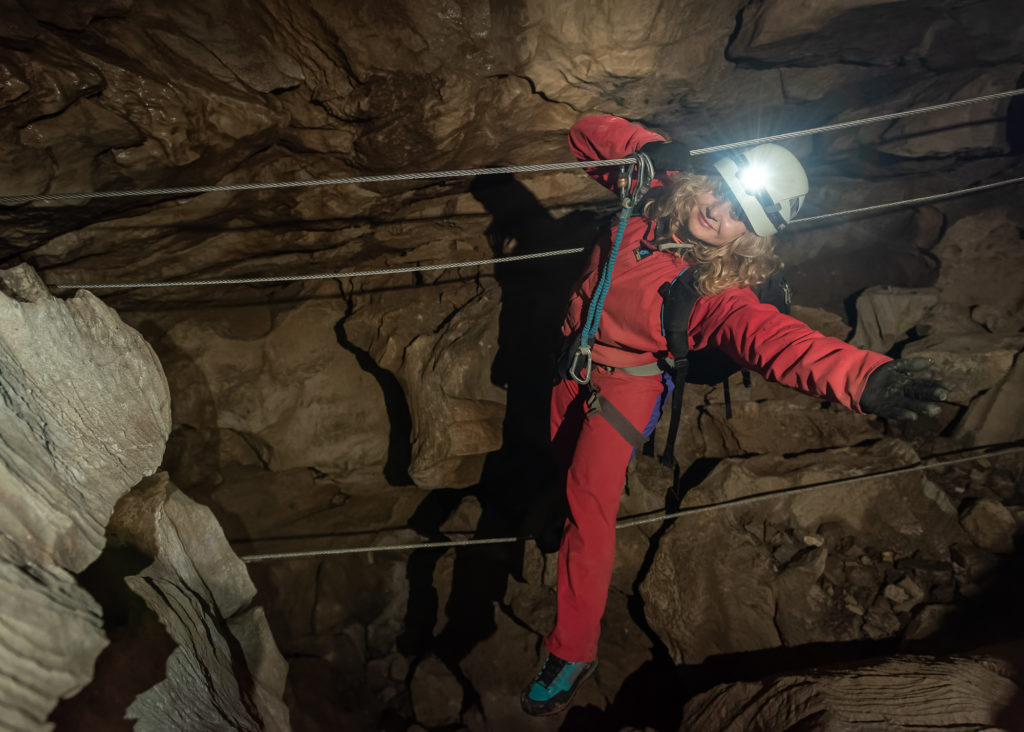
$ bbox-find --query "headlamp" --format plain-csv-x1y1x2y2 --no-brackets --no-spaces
738,163,768,193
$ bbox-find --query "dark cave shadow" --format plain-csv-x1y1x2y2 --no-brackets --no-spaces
395,174,603,707
334,313,413,486
900,537,1024,729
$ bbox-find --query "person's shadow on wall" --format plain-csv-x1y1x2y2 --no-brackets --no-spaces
397,174,609,705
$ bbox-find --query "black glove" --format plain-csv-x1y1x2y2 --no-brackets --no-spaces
639,141,692,173
859,357,950,420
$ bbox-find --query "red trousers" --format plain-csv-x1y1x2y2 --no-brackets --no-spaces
545,366,667,662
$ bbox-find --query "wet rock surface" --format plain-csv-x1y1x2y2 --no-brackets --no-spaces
1,0,1023,730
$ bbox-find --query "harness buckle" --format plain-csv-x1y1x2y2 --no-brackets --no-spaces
569,346,593,385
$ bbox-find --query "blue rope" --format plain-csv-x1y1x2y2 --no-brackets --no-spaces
567,153,653,385
579,207,632,347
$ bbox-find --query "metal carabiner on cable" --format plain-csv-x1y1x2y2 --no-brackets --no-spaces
617,152,655,209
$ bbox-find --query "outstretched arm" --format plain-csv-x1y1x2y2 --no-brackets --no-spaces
690,289,948,416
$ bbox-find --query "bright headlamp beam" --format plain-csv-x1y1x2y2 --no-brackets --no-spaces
739,164,768,192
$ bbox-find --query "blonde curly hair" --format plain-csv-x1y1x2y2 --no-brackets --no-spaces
643,172,780,296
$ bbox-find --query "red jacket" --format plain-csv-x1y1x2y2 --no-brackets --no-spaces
564,115,889,411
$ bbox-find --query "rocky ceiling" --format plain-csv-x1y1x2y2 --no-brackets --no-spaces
2,1,1024,731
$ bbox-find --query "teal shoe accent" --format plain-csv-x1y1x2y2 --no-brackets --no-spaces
520,653,597,716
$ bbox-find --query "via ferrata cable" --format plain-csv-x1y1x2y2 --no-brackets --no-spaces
236,442,1024,562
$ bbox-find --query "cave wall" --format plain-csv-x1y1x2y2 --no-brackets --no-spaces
2,1,1024,730
3,0,1022,488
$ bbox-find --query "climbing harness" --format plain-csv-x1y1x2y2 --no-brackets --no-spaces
3,88,1020,206
236,442,1024,562
567,152,655,385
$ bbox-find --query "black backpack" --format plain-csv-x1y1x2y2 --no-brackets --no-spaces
656,268,792,467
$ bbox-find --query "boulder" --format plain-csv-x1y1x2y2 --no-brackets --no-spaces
344,277,507,489
409,655,463,729
926,207,1024,336
639,503,780,665
952,350,1024,446
959,498,1018,554
850,286,939,354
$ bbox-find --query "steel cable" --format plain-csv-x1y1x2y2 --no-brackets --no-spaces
54,173,1024,291
238,443,1024,563
54,247,587,290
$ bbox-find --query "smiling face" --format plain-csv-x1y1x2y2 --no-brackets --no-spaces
685,189,748,247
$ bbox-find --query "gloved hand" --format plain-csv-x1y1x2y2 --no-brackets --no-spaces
639,140,692,173
859,358,950,420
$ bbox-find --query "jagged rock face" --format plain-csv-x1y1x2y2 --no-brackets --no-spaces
0,264,169,731
0,264,289,731
2,1,1024,729
639,440,970,665
1,0,1022,487
106,472,291,732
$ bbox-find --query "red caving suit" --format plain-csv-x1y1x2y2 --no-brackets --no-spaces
546,115,891,663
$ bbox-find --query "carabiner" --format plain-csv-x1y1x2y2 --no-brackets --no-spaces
569,346,593,385
618,152,656,209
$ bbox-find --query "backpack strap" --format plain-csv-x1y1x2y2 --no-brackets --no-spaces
658,269,701,467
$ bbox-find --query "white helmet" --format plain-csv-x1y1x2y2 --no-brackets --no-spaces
713,144,809,237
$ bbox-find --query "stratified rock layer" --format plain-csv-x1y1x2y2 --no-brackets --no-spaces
0,263,170,731
682,655,1020,730
109,473,291,732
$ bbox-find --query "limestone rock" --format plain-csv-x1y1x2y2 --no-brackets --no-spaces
107,473,291,731
0,263,169,730
345,277,507,489
878,70,1021,157
959,498,1017,554
952,350,1024,447
773,547,836,645
0,561,107,732
902,333,1024,407
695,397,882,458
410,655,462,729
0,264,171,569
148,279,390,478
640,505,780,665
925,207,1024,336
641,440,973,663
850,286,939,354
682,655,1020,730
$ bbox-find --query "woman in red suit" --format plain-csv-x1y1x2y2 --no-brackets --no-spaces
521,115,949,716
